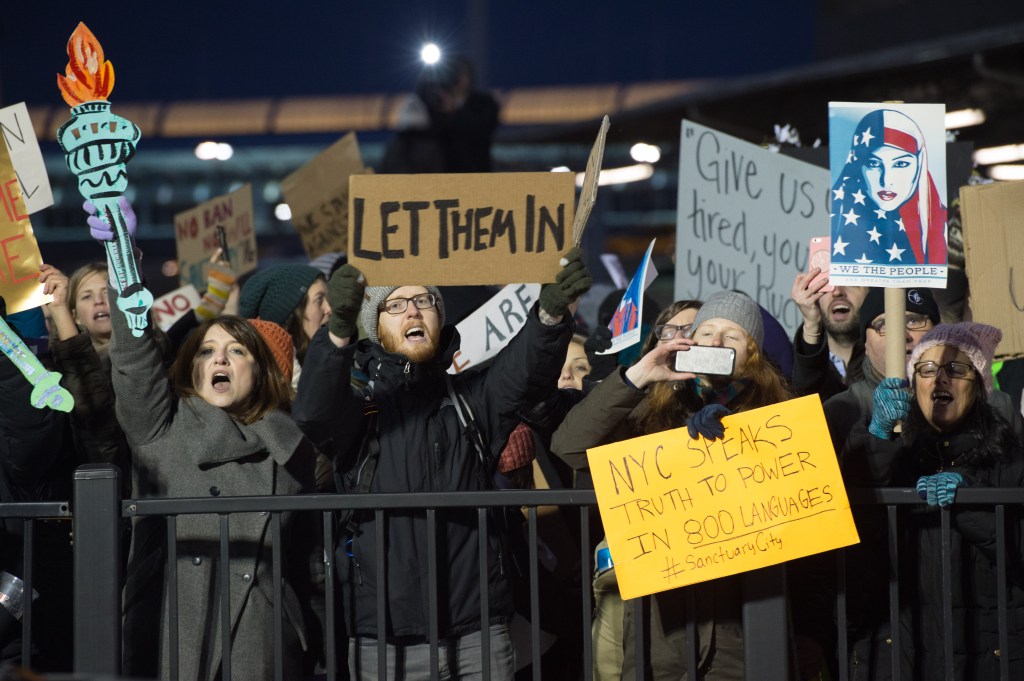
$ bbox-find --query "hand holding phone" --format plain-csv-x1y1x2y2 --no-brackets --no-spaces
674,346,736,376
215,226,231,267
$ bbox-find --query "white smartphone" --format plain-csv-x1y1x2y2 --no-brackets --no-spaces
674,346,736,376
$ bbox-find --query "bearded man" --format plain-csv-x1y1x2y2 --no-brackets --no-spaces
790,267,869,401
294,250,591,681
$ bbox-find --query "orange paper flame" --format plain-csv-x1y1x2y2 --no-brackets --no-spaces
57,22,115,107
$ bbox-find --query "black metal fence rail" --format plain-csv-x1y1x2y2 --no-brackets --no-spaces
0,499,71,671
4,466,1023,681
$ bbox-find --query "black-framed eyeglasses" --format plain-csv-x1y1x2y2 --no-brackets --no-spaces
868,312,931,336
380,293,437,315
913,360,976,380
654,323,692,341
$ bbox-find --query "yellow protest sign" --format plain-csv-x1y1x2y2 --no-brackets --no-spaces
348,172,574,286
587,394,859,600
0,141,48,313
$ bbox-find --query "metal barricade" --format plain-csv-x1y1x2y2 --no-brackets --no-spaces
21,466,1019,680
0,497,72,670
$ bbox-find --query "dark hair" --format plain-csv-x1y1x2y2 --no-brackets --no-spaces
638,299,703,357
636,334,792,435
904,380,1014,472
282,273,325,365
168,316,291,424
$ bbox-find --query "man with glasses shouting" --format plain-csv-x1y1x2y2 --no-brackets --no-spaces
294,251,591,681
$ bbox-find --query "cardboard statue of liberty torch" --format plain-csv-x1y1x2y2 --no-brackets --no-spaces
56,22,151,335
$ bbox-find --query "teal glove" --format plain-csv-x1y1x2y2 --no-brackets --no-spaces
327,264,366,340
539,247,592,318
916,472,965,507
687,403,730,441
868,377,911,440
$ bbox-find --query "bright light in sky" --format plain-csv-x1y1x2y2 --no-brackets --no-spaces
421,43,441,65
274,203,292,221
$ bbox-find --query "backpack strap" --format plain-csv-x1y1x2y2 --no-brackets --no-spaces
338,392,380,537
445,374,491,471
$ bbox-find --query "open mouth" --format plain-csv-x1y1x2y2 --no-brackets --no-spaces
211,371,231,392
829,302,851,319
404,326,426,343
877,190,897,202
94,311,110,322
931,390,953,405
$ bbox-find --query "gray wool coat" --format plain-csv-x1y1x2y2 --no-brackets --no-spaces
109,300,315,681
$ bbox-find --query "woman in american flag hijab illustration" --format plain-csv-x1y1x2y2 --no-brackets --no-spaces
830,109,947,266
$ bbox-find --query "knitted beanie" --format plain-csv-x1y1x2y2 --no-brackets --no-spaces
308,252,346,279
907,322,1003,395
239,265,322,327
859,287,941,338
359,285,445,345
691,291,764,347
248,318,295,383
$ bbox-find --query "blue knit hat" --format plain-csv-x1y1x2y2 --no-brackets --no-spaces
239,264,322,327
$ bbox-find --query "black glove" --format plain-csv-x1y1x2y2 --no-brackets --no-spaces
686,403,730,441
584,324,613,356
327,264,365,340
583,325,618,382
539,247,592,318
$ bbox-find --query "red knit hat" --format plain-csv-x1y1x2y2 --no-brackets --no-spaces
249,318,294,383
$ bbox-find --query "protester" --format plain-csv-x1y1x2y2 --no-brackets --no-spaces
64,261,113,355
552,290,791,680
797,290,1024,679
851,322,1024,678
293,248,590,680
0,299,72,670
380,56,499,175
239,263,329,390
90,211,318,680
790,269,868,400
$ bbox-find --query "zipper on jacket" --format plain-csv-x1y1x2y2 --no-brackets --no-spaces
352,558,363,585
404,361,411,375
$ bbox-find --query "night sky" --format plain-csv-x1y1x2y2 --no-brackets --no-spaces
2,1,815,106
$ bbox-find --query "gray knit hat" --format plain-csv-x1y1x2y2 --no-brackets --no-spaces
239,264,323,327
691,291,765,347
907,322,1003,395
359,286,445,345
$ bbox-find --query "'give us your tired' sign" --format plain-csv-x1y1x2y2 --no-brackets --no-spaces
349,173,575,286
587,395,859,600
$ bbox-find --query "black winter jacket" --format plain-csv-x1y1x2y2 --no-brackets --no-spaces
294,304,572,640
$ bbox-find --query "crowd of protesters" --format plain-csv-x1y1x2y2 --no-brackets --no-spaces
2,71,1024,681
2,200,1022,680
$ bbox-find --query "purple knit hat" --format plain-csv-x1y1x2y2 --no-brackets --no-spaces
907,322,1003,394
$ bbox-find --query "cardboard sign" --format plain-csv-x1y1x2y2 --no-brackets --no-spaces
174,184,257,290
587,395,859,599
828,102,948,288
151,284,201,331
676,121,830,334
0,142,48,313
449,283,542,374
602,239,657,354
961,180,1024,359
572,115,610,245
281,132,368,260
0,103,53,214
348,173,575,286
